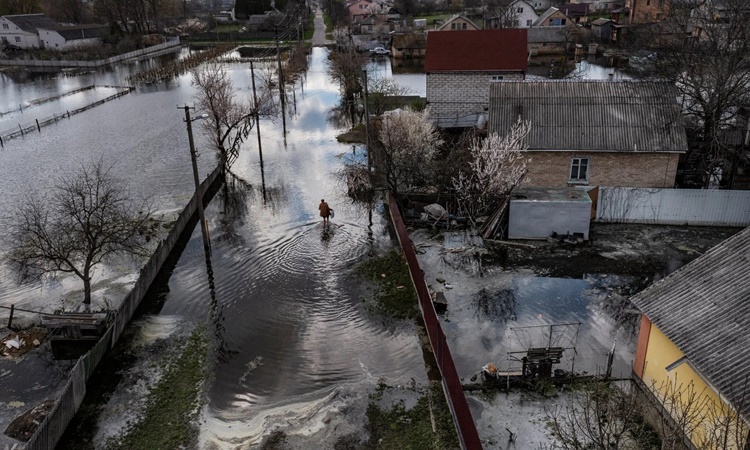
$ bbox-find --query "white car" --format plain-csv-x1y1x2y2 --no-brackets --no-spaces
370,46,390,56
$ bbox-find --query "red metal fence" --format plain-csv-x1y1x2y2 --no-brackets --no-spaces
387,193,483,450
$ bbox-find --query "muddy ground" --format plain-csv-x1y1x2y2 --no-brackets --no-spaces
483,223,740,280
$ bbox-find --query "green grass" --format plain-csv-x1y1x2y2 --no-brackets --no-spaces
324,12,334,33
304,14,315,40
213,24,241,32
106,328,209,449
412,13,453,25
357,250,419,319
366,383,459,449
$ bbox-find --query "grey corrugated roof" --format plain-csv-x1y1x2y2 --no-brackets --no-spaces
630,226,750,422
4,14,58,33
488,81,688,153
44,24,107,40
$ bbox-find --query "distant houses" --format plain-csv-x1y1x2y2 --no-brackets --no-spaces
488,81,687,188
0,14,59,49
425,29,528,128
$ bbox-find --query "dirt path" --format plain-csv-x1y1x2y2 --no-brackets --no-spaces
312,8,333,47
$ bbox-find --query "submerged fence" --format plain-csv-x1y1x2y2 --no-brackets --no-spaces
595,187,750,226
23,162,225,450
387,193,482,450
0,86,134,145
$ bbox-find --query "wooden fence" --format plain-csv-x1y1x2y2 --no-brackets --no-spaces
0,86,134,146
387,193,483,450
23,161,225,450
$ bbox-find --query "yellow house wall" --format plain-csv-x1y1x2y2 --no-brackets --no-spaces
642,324,748,449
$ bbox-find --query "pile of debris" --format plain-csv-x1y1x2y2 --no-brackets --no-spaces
1,327,47,358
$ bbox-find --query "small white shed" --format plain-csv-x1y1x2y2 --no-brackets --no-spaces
508,187,591,240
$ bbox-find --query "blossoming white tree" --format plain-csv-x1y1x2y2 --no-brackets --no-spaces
452,118,531,224
376,107,443,196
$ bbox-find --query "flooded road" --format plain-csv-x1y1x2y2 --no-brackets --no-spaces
0,47,428,448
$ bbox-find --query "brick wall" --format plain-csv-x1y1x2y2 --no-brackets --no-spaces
426,72,524,118
626,0,670,23
523,151,680,188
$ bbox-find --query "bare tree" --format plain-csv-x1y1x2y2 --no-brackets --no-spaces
545,382,657,450
452,118,530,224
645,377,750,450
366,77,412,116
544,378,750,450
374,107,443,196
328,30,367,102
626,0,750,187
0,0,41,15
8,160,153,306
191,62,273,170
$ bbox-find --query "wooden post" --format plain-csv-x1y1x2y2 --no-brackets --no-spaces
8,305,14,329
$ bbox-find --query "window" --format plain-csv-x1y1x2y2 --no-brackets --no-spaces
491,75,504,81
570,158,589,182
517,7,523,12
462,22,467,29
526,19,533,26
15,37,21,43
2,24,8,29
359,4,363,9
451,23,456,29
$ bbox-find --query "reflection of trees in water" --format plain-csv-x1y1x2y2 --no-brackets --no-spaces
327,97,361,130
257,180,288,215
473,288,517,322
584,277,645,339
215,171,250,246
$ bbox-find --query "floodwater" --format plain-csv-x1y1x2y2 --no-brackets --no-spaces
1,46,427,448
365,56,629,98
0,45,636,448
411,230,639,380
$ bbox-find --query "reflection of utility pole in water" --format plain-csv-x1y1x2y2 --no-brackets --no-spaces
275,27,287,138
204,250,230,363
362,69,372,175
250,62,267,203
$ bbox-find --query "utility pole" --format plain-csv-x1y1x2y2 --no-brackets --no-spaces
362,69,371,174
250,62,267,202
181,105,211,256
275,26,287,136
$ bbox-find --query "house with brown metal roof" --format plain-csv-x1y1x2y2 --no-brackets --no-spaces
488,80,687,188
630,226,750,449
425,29,527,128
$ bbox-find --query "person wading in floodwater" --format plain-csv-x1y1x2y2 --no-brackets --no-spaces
319,199,333,224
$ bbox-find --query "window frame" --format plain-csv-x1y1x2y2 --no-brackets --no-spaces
569,157,590,184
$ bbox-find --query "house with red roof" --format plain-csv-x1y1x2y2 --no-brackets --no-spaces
424,29,528,128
